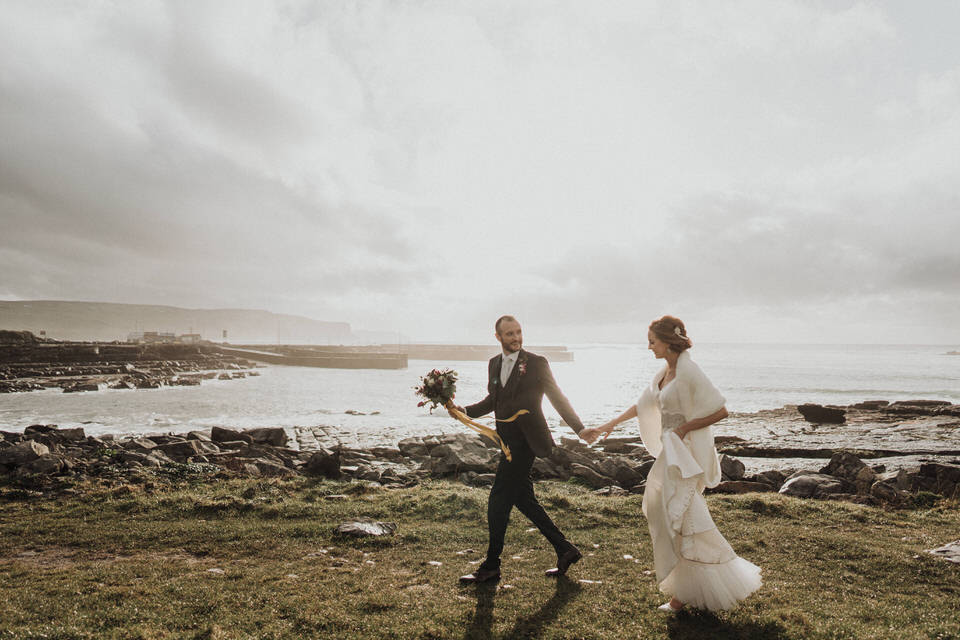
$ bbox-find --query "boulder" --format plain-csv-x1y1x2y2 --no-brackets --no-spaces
254,459,296,477
820,452,876,494
334,519,397,537
869,480,910,504
21,454,66,475
559,437,593,454
120,451,161,467
797,404,846,424
24,425,85,442
472,473,496,486
211,427,253,444
557,448,600,470
779,473,853,498
56,427,86,441
222,457,261,476
599,437,644,454
532,457,564,479
155,440,203,459
304,448,341,479
720,455,745,481
751,470,787,489
125,437,158,451
873,468,910,491
598,457,646,486
919,462,960,498
216,440,249,450
397,437,429,458
23,424,57,436
710,481,776,494
357,465,382,482
0,440,50,466
368,447,403,461
228,444,285,464
636,459,656,479
570,463,615,488
244,427,288,447
428,436,496,475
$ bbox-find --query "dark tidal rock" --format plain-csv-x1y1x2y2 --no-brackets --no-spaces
797,404,846,424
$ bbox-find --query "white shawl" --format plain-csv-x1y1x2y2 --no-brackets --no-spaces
635,350,725,488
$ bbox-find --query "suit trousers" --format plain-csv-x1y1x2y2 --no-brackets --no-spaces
480,437,571,570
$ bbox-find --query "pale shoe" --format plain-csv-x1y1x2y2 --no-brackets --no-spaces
657,601,683,613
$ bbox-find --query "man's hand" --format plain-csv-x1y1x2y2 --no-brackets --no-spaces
446,404,465,418
580,428,601,445
582,422,616,445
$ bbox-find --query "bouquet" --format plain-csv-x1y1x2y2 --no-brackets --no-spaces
414,368,458,412
414,367,520,462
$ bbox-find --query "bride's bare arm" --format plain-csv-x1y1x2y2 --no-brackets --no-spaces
675,407,728,439
598,404,639,437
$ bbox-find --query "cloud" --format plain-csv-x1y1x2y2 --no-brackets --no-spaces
0,1,957,343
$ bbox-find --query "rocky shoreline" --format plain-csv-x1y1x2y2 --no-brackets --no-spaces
0,332,260,393
2,398,958,506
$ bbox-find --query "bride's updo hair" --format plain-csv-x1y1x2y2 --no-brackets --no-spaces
649,316,692,353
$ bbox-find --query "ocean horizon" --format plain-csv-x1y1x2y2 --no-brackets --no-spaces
1,343,957,447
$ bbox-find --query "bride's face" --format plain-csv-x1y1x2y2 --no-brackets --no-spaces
648,330,669,359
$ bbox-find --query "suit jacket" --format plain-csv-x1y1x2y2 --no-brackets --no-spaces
465,349,584,458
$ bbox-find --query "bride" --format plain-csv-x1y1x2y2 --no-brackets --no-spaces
582,316,762,612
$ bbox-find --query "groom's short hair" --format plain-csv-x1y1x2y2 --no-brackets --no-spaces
495,315,518,334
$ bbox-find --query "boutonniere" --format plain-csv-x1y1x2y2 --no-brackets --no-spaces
518,360,527,376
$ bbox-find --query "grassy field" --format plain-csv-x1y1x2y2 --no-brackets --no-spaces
1,471,958,640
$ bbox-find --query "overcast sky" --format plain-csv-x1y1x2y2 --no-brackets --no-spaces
2,1,959,344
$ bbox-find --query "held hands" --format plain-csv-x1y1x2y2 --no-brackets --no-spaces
580,428,600,445
581,422,616,445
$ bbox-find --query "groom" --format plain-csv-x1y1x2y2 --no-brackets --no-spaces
452,315,587,584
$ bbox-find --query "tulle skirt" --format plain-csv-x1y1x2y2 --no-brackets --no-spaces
643,451,762,611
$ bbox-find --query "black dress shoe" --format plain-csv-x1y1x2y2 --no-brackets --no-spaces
545,546,582,577
459,567,501,584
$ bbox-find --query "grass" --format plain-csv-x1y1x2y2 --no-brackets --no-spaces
1,472,958,640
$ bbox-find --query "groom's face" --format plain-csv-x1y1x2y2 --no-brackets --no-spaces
496,320,523,354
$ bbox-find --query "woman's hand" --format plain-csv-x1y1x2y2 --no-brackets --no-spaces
580,427,600,444
598,421,616,440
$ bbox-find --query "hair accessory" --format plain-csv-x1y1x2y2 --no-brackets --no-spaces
674,326,683,337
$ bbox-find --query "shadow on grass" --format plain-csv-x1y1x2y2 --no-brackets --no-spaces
463,576,582,640
666,610,791,640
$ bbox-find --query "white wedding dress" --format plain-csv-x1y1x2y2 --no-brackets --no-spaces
641,377,762,611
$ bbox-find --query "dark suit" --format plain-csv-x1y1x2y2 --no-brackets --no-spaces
465,349,584,569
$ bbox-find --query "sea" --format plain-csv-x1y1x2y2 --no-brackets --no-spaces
1,344,957,448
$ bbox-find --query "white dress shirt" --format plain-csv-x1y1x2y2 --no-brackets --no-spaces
500,351,518,386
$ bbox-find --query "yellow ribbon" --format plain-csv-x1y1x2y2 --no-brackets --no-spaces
444,401,529,462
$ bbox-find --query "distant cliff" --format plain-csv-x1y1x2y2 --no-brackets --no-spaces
0,301,352,344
